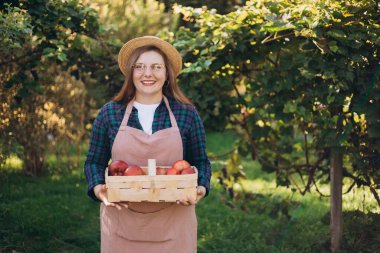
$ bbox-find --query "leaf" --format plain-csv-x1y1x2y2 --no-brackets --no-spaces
327,29,346,39
328,41,339,53
204,59,213,67
43,47,55,55
57,52,67,61
283,102,297,113
327,95,335,103
260,22,295,33
311,20,319,29
200,48,209,55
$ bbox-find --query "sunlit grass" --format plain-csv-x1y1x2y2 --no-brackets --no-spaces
207,134,379,214
0,155,23,171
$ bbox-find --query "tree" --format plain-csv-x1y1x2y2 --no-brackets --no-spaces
90,0,178,43
0,0,100,175
160,0,246,14
0,0,185,175
173,0,379,251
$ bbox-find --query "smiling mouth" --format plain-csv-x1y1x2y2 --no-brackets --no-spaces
141,81,156,86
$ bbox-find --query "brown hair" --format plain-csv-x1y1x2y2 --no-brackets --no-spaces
113,46,192,105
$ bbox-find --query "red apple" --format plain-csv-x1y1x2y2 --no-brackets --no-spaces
124,165,144,176
181,167,195,175
172,160,191,172
167,167,179,175
156,167,167,175
109,160,129,176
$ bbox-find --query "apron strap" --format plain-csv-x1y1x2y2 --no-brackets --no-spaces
121,96,178,129
163,96,178,128
120,98,135,130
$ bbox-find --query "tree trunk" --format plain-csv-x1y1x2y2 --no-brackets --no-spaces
24,148,44,176
330,150,343,253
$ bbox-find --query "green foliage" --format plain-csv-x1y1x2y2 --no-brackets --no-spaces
321,210,380,253
161,0,246,14
174,0,380,203
93,0,179,43
0,0,100,175
0,0,196,176
0,4,32,55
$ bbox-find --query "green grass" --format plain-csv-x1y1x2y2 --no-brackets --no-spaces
0,172,99,253
0,131,379,252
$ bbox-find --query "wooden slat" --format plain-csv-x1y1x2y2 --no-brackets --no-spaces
107,179,197,189
113,187,197,202
105,167,198,182
108,188,120,202
105,166,198,202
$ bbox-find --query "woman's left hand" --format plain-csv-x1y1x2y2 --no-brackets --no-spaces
178,186,206,206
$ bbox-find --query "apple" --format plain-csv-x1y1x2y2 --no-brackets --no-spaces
124,165,144,176
172,160,191,172
156,167,167,175
181,167,195,175
109,160,129,176
166,167,179,175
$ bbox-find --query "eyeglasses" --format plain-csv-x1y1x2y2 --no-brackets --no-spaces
132,63,166,73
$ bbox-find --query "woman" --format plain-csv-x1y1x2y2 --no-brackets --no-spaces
84,36,211,253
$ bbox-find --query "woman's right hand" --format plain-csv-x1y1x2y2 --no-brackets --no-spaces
93,184,129,210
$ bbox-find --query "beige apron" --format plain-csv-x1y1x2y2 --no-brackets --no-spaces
100,96,197,253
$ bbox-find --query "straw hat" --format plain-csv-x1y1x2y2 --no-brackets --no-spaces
118,36,182,77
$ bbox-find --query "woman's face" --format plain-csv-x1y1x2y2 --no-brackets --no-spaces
132,50,167,103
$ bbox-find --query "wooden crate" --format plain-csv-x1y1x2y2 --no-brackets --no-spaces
105,166,198,202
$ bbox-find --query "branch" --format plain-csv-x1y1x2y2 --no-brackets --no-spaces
261,34,274,44
261,32,294,44
302,166,316,194
291,164,307,186
266,56,277,67
368,186,380,207
288,173,305,194
208,149,236,159
344,169,380,207
304,131,310,165
232,79,262,161
364,175,380,207
256,155,277,170
343,181,356,195
312,176,330,197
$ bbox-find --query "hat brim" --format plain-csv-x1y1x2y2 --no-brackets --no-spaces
118,36,182,77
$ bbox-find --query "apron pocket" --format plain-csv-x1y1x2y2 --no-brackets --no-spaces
116,206,175,242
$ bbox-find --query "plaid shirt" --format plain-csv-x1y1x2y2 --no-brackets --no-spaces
84,97,211,201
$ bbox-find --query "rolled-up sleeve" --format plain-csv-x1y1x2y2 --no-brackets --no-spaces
84,106,111,201
186,107,212,197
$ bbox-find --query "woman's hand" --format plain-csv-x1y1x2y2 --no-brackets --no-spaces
177,186,206,206
93,184,129,210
